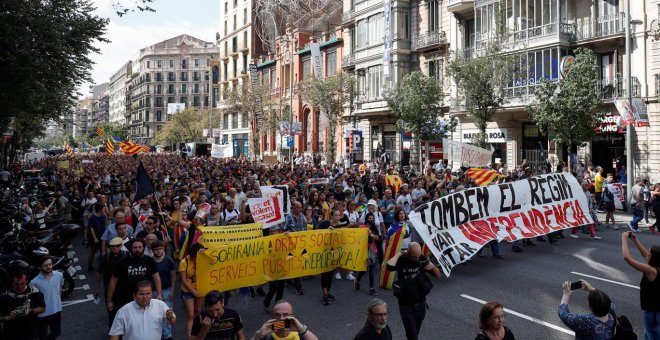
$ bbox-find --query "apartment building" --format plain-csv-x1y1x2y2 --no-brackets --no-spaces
90,83,109,128
72,98,92,139
446,0,655,180
255,28,345,162
218,0,263,155
126,34,218,144
107,62,131,124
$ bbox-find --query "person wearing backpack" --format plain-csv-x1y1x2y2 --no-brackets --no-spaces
622,231,660,339
221,200,240,225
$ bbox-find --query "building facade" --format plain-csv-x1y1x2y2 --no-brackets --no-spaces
89,83,109,128
72,98,91,139
107,62,131,124
126,34,218,144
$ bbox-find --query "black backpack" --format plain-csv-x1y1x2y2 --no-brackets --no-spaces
612,312,637,340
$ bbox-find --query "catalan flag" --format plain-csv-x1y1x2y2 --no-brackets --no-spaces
105,138,114,155
96,126,104,137
63,142,74,158
379,224,406,289
465,168,505,186
118,141,150,155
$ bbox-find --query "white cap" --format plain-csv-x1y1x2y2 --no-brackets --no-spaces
367,199,378,206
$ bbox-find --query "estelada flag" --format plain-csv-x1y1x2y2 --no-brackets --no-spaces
379,224,406,289
465,168,505,186
385,175,403,194
96,126,104,137
118,141,142,155
105,138,114,155
63,142,74,158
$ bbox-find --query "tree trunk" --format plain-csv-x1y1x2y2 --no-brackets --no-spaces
411,137,421,173
327,117,336,164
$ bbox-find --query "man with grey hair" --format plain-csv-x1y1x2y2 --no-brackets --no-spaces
353,298,392,340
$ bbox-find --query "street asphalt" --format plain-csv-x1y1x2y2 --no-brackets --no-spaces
59,209,657,339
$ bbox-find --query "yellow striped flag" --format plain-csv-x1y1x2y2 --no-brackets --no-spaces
465,168,505,186
96,126,104,137
118,141,141,155
105,138,114,155
379,224,406,289
63,142,74,158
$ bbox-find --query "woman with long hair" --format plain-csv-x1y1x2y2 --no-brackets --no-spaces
386,208,411,250
622,231,660,339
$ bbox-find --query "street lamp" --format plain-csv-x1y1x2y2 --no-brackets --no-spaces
624,2,643,204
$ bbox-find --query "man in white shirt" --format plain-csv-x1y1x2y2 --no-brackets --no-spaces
395,184,413,215
30,257,64,340
110,280,176,340
410,180,427,206
221,200,241,225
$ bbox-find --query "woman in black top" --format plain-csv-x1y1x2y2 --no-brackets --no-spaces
475,301,516,340
622,231,660,339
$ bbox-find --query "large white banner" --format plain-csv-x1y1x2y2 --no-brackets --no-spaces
167,103,186,115
443,138,493,167
409,173,593,277
248,197,285,229
211,144,234,158
260,185,291,215
310,42,323,78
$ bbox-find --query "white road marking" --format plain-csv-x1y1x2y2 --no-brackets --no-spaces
72,257,78,263
62,294,94,308
77,274,86,280
75,265,82,271
461,294,575,336
572,252,629,280
74,284,90,290
67,251,74,258
570,271,640,290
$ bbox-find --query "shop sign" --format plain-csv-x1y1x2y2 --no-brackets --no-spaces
594,114,625,134
462,128,507,143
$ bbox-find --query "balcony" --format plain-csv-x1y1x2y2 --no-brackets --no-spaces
505,21,575,49
455,47,474,60
342,55,356,69
412,31,448,51
597,77,641,99
342,10,354,24
655,74,660,96
447,0,474,13
575,12,625,41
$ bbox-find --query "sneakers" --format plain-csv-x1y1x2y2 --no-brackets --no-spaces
346,272,356,281
368,288,378,296
335,272,342,280
591,236,602,240
327,293,336,301
570,234,579,239
354,279,360,290
322,295,329,305
627,223,640,232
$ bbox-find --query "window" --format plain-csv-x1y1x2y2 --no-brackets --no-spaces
168,97,175,103
180,72,188,81
156,72,162,81
195,59,200,67
233,15,237,30
262,69,270,88
146,61,151,68
157,60,162,68
168,72,175,81
224,62,228,80
356,13,384,49
168,84,174,94
271,68,277,88
181,59,187,69
232,113,238,128
223,113,229,129
193,96,200,106
169,60,174,68
156,85,162,94
156,110,162,122
326,50,336,77
224,1,228,12
243,31,248,49
193,71,200,81
224,21,227,36
204,96,209,106
180,97,187,104
233,58,238,78
242,54,248,73
194,83,200,93
365,65,383,100
241,112,248,128
233,0,237,7
427,59,442,83
302,57,311,80
427,0,440,33
181,84,187,93
244,8,248,24
232,37,238,52
155,97,163,107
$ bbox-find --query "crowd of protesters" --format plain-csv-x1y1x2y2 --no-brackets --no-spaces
2,151,659,340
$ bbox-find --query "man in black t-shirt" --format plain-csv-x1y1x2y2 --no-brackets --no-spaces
0,270,46,340
190,290,245,340
385,242,440,340
106,239,162,327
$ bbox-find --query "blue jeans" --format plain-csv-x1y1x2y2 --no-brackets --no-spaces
644,311,660,340
155,287,173,338
631,204,644,229
477,240,500,257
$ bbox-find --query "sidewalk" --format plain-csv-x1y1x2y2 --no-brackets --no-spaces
594,208,654,231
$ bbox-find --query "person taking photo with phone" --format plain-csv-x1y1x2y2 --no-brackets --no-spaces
558,279,615,339
252,300,318,340
190,290,245,340
622,231,660,338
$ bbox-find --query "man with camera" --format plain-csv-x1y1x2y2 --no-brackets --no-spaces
0,270,46,340
252,300,318,340
386,242,441,340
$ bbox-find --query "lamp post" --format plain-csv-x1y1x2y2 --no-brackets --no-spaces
624,3,643,204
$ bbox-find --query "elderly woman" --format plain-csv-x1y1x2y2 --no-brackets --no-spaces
475,301,516,340
558,280,615,339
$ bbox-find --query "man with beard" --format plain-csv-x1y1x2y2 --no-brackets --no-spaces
30,257,64,340
106,239,162,328
353,299,392,340
0,270,46,340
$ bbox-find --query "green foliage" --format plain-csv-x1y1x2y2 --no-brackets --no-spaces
153,108,214,145
81,122,129,146
528,47,603,148
300,73,357,162
385,71,452,141
112,0,157,17
0,0,108,153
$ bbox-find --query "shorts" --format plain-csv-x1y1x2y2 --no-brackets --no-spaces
605,201,615,212
181,291,195,300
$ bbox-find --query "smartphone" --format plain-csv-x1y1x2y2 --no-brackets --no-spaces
272,319,291,331
570,281,583,290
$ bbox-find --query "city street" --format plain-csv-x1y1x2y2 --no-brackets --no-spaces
60,213,654,339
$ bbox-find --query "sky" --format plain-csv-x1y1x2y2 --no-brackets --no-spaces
82,0,220,96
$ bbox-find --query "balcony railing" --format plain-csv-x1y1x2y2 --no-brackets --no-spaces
575,12,625,40
655,74,660,96
596,77,641,99
342,55,355,68
412,31,448,50
507,21,575,45
342,11,354,24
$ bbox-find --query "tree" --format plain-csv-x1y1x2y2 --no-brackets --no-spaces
82,122,129,146
527,47,603,171
111,0,156,17
385,71,455,170
0,0,108,163
300,72,357,163
445,8,519,149
152,109,214,146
